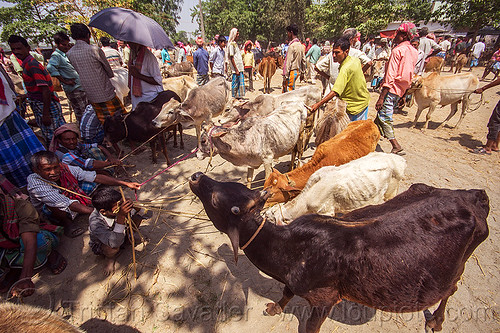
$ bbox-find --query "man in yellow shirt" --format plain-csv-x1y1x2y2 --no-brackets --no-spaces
310,38,370,121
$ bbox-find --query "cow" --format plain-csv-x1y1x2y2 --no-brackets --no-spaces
162,75,197,101
190,174,490,333
313,97,349,147
219,86,322,126
454,53,468,74
162,61,195,78
198,102,307,187
0,303,83,333
264,120,380,206
104,90,182,164
258,56,277,94
424,56,444,73
264,152,406,225
409,72,479,130
110,67,129,105
152,76,232,155
8,72,24,95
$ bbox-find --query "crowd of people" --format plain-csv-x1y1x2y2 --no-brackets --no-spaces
1,19,499,298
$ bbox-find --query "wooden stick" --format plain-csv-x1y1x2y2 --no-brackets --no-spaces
40,178,91,199
119,186,137,280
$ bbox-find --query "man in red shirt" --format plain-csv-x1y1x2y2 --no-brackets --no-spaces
8,35,65,142
375,23,418,156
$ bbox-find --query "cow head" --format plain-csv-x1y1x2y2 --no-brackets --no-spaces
263,168,301,207
408,75,423,94
189,172,271,262
103,113,127,143
152,100,188,128
198,124,228,159
218,99,249,126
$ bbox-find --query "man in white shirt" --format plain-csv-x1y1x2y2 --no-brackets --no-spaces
416,27,441,74
470,38,486,70
439,36,451,57
128,42,164,109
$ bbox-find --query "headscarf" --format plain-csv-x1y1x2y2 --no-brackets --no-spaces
177,42,187,54
397,22,418,40
244,40,253,51
255,40,261,50
227,28,238,45
49,123,80,152
426,33,436,41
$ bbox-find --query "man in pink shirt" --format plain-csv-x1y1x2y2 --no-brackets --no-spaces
375,22,418,155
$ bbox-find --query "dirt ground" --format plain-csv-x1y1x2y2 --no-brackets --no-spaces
5,65,500,333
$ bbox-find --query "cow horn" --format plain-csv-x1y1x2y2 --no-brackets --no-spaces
227,226,240,264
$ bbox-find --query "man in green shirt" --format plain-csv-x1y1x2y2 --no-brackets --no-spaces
305,38,321,84
310,38,370,121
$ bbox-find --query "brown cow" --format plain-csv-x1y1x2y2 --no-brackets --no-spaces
190,174,490,333
264,120,380,205
424,56,444,73
258,56,277,94
454,53,468,74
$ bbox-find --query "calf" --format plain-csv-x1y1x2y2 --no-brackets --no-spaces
258,56,277,94
152,77,232,156
265,152,406,225
198,102,307,186
424,56,444,73
163,61,195,78
454,53,468,74
190,173,489,333
264,120,380,205
104,90,182,164
314,97,349,147
410,72,479,130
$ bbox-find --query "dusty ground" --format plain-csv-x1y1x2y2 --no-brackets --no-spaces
4,65,500,333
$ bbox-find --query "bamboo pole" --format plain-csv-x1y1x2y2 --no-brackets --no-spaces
119,186,137,280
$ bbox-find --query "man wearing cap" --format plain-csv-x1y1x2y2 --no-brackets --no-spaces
193,37,210,86
375,22,418,156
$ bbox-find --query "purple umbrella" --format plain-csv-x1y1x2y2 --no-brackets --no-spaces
89,7,174,49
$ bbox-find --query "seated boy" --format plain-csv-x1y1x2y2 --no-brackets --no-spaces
89,187,146,275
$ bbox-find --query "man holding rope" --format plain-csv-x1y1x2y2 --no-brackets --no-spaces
473,77,500,155
27,151,140,238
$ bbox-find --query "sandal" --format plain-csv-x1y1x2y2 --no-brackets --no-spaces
472,147,492,155
48,251,67,275
391,148,406,156
64,224,85,238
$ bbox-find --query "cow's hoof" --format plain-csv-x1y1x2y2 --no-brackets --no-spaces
425,317,443,332
264,302,282,316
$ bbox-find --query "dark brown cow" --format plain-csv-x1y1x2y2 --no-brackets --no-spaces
190,174,489,333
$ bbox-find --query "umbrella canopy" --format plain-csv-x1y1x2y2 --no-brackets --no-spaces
89,7,174,50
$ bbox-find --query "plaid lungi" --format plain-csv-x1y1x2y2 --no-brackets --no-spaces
29,98,66,143
231,73,245,98
283,70,299,92
0,230,60,274
197,74,210,86
91,95,126,124
66,89,89,123
0,111,44,188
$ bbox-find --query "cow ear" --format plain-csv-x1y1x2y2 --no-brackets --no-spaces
227,226,240,264
282,185,301,192
178,109,194,123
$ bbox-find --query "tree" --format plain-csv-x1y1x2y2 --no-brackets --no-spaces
0,0,66,45
433,0,500,37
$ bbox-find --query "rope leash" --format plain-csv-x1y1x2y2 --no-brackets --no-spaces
135,148,198,200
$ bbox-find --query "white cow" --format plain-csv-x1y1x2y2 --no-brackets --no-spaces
110,68,129,104
264,152,407,225
410,72,479,130
199,101,308,186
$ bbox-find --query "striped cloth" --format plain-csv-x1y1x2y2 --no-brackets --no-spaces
91,95,125,124
28,98,66,143
21,55,59,102
0,111,44,188
231,72,245,98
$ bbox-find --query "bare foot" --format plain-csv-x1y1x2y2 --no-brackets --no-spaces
104,257,116,276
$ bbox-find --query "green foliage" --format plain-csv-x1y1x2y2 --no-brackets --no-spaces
433,0,500,34
0,0,66,45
